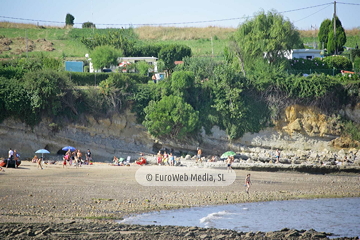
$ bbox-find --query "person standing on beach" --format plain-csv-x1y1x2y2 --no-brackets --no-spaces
76,149,83,167
157,151,163,166
196,147,202,163
245,174,251,193
86,149,92,165
37,157,43,169
275,149,280,163
6,148,14,168
227,156,233,172
169,153,175,166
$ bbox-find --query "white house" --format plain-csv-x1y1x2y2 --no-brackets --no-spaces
285,49,322,60
117,56,158,72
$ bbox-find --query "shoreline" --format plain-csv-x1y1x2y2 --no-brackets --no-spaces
1,161,359,239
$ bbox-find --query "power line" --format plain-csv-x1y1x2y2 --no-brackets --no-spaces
337,2,360,5
293,4,332,23
0,2,357,27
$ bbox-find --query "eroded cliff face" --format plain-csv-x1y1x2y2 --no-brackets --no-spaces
1,104,359,161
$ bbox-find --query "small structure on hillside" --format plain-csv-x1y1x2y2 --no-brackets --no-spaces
285,49,322,60
117,56,158,73
65,61,84,72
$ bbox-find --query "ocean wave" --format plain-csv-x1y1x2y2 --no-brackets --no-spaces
199,210,234,227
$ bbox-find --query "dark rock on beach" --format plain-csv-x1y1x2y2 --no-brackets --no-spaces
0,223,358,240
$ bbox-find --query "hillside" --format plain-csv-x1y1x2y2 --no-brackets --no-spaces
0,22,359,59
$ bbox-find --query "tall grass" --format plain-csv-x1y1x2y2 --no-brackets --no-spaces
134,26,235,40
0,21,63,29
0,22,359,58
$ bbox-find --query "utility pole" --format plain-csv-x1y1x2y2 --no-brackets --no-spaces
211,37,214,57
25,29,28,58
333,1,337,55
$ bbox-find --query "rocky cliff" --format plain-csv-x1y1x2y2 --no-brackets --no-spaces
1,104,359,161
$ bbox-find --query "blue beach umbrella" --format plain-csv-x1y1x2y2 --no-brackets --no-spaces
35,149,50,159
62,146,76,152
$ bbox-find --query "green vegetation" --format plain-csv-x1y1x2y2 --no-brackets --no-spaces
91,45,122,69
327,16,347,55
1,17,360,143
65,13,75,26
82,22,96,29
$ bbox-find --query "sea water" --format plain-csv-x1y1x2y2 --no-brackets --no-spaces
119,197,360,238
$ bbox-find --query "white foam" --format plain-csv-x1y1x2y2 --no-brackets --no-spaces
199,210,233,227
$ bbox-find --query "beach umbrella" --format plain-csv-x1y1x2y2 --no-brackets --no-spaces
35,149,50,159
221,151,236,159
62,146,76,152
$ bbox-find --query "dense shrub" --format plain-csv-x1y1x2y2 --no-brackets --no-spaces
323,55,352,71
350,49,360,62
288,58,330,74
82,22,96,29
69,72,110,86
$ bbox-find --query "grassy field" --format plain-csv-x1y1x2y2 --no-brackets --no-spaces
0,22,359,59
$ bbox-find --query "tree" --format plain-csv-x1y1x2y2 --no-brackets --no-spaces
170,71,195,106
318,19,331,49
175,56,221,83
82,21,96,29
327,16,346,54
91,45,122,70
323,55,352,71
65,13,75,26
143,95,199,138
135,61,152,76
158,45,192,74
232,10,303,74
210,65,248,139
81,29,136,56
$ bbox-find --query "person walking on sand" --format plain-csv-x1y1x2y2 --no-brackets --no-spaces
227,156,233,172
37,157,43,169
245,174,251,193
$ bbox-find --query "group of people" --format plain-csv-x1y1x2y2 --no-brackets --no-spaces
63,149,92,168
157,151,176,166
6,148,20,168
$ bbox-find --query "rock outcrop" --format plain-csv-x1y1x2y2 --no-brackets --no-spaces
0,104,359,161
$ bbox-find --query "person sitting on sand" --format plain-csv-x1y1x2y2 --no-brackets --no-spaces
135,157,147,165
32,155,39,163
113,156,119,165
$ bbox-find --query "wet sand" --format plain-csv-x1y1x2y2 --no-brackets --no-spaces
0,161,359,239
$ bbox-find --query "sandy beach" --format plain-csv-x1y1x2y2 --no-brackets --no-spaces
1,160,360,239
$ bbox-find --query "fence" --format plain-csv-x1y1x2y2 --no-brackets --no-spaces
286,69,352,76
